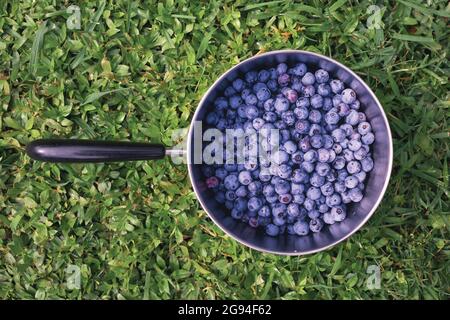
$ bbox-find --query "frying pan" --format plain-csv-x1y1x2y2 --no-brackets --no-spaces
26,50,393,255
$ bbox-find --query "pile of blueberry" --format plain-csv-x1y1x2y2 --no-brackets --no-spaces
201,62,375,237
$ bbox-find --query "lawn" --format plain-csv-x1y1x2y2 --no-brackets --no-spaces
0,0,448,299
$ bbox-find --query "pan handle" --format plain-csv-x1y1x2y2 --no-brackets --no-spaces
26,139,166,163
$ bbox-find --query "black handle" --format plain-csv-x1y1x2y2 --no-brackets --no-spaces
26,139,166,163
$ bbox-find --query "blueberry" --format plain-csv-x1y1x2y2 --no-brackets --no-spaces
244,93,258,105
341,88,356,104
332,128,346,143
323,135,334,149
281,111,296,126
301,72,315,86
348,139,362,151
245,105,259,120
263,184,275,197
361,132,375,145
206,112,219,126
293,221,309,236
263,111,277,123
304,150,318,162
323,212,334,224
214,97,228,111
334,181,346,193
265,223,280,236
258,205,271,217
303,198,315,211
206,176,220,189
317,83,331,96
293,194,305,205
259,169,272,182
309,124,322,136
320,182,334,196
306,187,321,200
318,203,329,214
275,180,291,195
252,117,265,130
241,88,251,99
291,182,305,195
308,209,320,219
291,151,303,164
284,88,298,103
358,112,367,123
215,168,228,180
224,86,237,97
333,156,346,170
274,97,290,113
296,96,309,107
235,185,248,197
337,102,350,117
267,79,278,91
355,171,367,183
350,100,360,110
309,219,324,232
232,78,245,92
258,70,270,82
330,206,346,222
266,194,278,204
303,85,315,97
245,71,258,83
337,169,349,182
272,203,287,218
315,162,331,176
291,63,307,76
234,197,247,211
263,98,275,112
342,149,354,162
248,196,263,211
310,173,325,187
276,63,288,75
308,110,322,123
291,168,309,184
273,216,286,226
333,143,343,154
248,181,262,194
278,73,290,87
278,193,292,204
344,175,359,189
256,87,271,102
326,193,342,207
347,160,361,174
348,188,363,202
357,122,372,137
299,136,311,152
341,191,352,204
277,164,292,179
346,110,359,126
300,161,315,173
330,79,344,93
310,95,323,109
229,95,243,109
325,110,340,125
332,94,342,108
323,97,333,111
231,208,244,219
283,140,297,154
361,157,374,172
295,119,310,134
238,170,252,185
272,150,290,165
224,174,239,190
317,148,330,162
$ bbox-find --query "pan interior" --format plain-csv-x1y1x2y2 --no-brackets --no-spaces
188,50,392,255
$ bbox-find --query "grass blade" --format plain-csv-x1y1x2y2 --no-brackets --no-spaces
29,20,48,75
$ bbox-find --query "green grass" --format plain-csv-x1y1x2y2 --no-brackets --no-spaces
0,0,449,299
